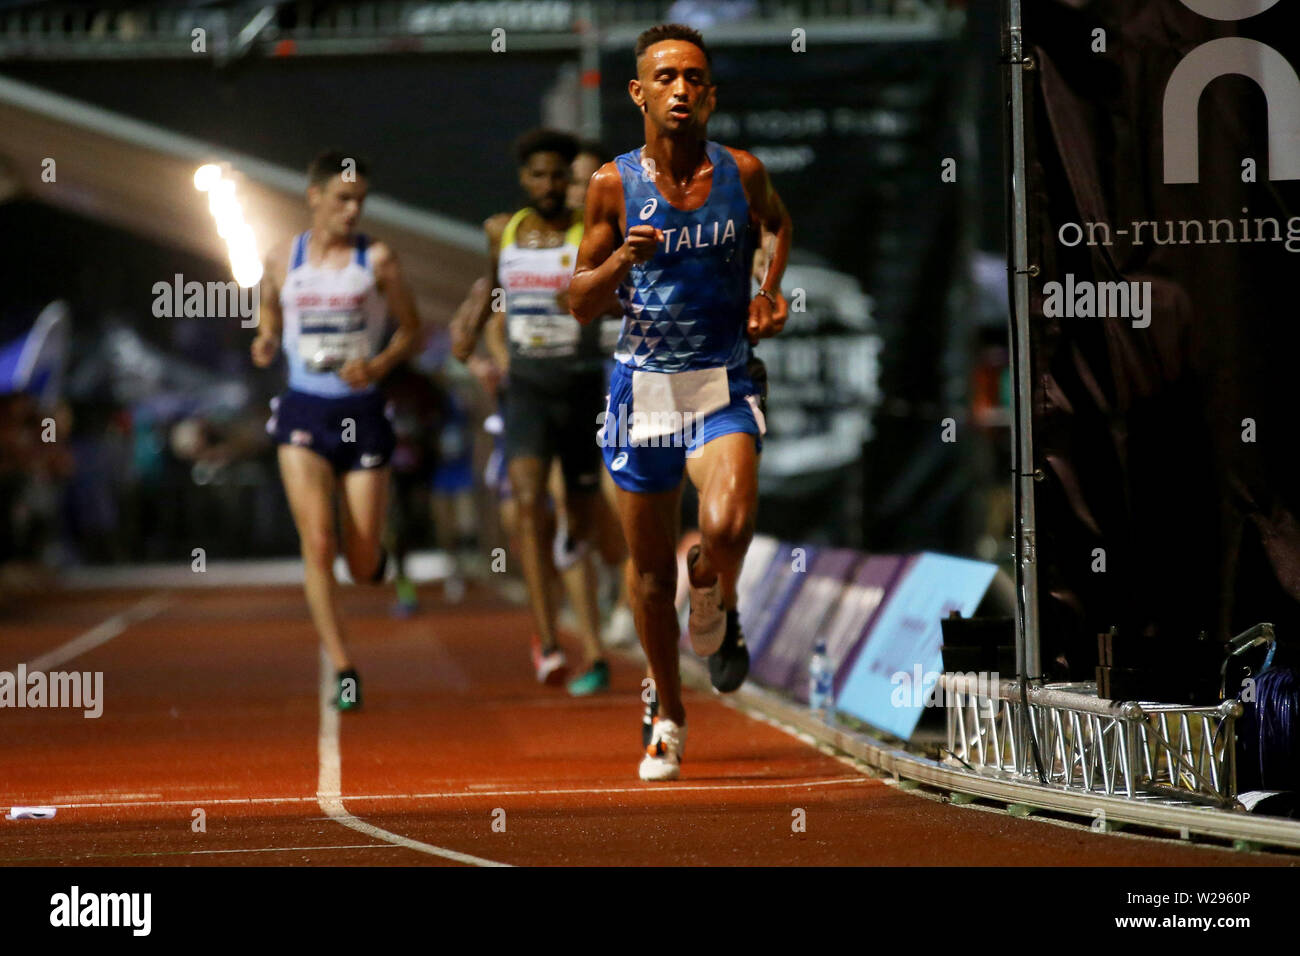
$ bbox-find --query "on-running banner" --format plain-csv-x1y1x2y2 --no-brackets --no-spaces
1022,0,1300,674
600,39,967,545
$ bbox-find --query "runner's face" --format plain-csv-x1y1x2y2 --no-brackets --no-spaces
568,153,601,210
309,174,368,238
633,41,712,134
519,152,571,218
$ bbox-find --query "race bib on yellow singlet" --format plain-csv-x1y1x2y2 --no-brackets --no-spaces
508,313,581,355
629,366,730,443
298,312,369,371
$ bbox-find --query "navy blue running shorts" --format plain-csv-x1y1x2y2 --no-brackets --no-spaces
267,388,396,474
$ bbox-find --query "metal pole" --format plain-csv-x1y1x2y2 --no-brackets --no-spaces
577,2,601,145
1004,0,1041,681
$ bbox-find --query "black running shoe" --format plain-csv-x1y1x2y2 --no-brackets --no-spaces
708,610,749,693
368,549,389,584
641,694,659,748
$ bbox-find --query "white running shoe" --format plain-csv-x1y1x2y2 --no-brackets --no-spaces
603,604,639,649
639,717,687,781
686,544,726,656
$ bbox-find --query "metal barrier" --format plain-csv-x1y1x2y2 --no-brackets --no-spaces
943,674,1241,808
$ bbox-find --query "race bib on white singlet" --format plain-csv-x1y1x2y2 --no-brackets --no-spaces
629,366,730,443
508,313,581,355
298,312,369,371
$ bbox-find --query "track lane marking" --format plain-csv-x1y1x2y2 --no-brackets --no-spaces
0,844,410,864
315,649,510,867
10,775,872,811
19,593,171,672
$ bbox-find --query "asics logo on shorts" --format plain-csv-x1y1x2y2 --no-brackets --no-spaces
360,453,385,468
611,452,629,471
638,198,658,220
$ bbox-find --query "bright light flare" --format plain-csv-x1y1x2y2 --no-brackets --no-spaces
194,163,262,289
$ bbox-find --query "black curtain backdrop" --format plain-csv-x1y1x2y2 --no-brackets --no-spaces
1023,0,1300,675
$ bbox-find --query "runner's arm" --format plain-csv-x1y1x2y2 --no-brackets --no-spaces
731,149,792,338
251,244,285,367
570,164,659,325
452,215,508,361
364,242,422,381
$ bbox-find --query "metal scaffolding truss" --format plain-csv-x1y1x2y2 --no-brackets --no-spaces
943,674,1241,808
0,0,961,60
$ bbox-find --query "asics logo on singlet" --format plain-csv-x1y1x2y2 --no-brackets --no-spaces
638,198,658,220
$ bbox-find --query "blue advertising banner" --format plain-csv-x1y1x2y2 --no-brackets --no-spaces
753,548,861,697
742,542,819,665
836,552,997,739
826,554,909,699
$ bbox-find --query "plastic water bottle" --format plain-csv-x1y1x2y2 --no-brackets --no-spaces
809,638,835,722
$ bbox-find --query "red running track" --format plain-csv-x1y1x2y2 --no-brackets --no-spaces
0,583,1293,866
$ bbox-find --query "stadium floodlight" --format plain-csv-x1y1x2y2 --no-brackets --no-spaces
194,163,262,288
193,163,223,192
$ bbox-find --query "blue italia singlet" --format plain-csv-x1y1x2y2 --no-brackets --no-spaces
612,141,755,373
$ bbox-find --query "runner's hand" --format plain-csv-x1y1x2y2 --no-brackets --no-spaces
467,355,503,396
451,277,492,363
747,291,787,343
250,334,278,367
621,225,663,266
339,358,379,390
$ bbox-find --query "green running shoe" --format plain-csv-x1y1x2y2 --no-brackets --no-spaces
336,668,362,712
392,576,418,617
567,660,610,697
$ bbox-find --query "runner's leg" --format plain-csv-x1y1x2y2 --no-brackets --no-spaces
277,445,350,671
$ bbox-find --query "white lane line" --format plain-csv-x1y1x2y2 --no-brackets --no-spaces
315,649,510,868
0,844,409,864
191,843,402,856
15,775,872,812
22,593,170,672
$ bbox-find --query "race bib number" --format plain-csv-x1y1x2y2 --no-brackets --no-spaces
298,312,368,372
509,314,580,356
629,366,730,443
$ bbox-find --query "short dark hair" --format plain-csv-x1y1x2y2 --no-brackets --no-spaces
574,140,610,165
308,150,369,185
635,23,711,69
513,128,579,167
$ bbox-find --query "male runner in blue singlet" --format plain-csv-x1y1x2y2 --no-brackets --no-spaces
570,24,792,780
252,151,422,711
